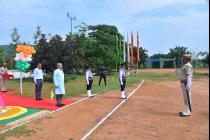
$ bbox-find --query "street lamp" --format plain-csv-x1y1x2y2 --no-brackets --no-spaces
67,12,76,34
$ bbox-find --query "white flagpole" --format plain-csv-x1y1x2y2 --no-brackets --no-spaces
20,72,23,94
123,33,126,62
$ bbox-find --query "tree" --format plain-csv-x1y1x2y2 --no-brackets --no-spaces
0,48,5,64
150,53,171,59
33,26,42,45
139,47,149,68
87,24,122,72
196,51,209,67
168,46,190,68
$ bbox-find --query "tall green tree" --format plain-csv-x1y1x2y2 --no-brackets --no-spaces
168,46,190,67
87,24,122,72
0,48,5,64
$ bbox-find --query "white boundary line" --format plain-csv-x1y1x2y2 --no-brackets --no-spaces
0,96,92,134
80,80,145,140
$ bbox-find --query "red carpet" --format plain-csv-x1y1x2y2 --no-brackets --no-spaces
0,90,76,110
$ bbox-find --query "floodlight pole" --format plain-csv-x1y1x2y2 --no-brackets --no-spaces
67,12,76,34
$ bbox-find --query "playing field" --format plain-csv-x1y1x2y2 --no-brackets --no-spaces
0,69,209,140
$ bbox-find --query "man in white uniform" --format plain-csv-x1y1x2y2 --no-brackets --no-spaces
53,63,65,107
119,63,127,99
0,63,8,92
86,66,94,97
179,54,193,117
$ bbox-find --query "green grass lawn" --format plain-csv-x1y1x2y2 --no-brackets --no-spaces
7,69,208,99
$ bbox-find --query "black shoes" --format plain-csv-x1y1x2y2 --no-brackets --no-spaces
56,103,65,107
36,98,43,101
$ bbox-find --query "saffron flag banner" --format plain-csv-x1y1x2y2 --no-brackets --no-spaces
127,33,130,63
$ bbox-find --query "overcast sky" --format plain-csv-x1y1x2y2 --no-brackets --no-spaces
0,0,209,55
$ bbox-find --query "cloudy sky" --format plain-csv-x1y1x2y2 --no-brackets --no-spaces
0,0,209,55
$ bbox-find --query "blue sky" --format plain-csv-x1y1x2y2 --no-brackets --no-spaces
0,0,209,55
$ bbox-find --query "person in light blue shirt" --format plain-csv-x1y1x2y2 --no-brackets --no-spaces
53,63,65,107
33,63,44,100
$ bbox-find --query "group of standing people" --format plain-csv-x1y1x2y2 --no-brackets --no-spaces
85,63,127,99
1,54,193,117
33,63,65,107
33,62,128,107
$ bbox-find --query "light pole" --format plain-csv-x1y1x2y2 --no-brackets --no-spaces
67,12,76,34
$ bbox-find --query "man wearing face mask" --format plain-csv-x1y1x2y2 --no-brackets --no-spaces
179,54,193,117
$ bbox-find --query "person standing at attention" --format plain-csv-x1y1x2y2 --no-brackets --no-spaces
86,66,94,97
99,65,107,86
119,63,127,99
33,63,44,100
0,63,8,92
53,63,65,107
179,54,193,117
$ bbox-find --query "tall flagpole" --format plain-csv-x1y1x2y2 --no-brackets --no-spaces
127,32,130,70
123,33,126,62
137,31,139,72
127,33,130,63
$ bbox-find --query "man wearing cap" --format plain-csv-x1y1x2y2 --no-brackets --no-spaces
0,63,8,92
179,54,193,117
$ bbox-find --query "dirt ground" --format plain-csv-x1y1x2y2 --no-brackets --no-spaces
90,79,209,140
138,68,209,74
2,77,208,140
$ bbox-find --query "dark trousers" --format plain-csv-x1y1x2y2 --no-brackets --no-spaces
120,79,126,91
99,75,106,86
56,94,63,105
87,80,93,90
35,79,43,99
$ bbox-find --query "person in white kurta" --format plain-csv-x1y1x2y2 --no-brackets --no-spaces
53,63,65,107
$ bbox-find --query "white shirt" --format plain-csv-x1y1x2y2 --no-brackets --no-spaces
119,68,126,84
86,70,93,83
0,67,7,75
33,68,43,82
